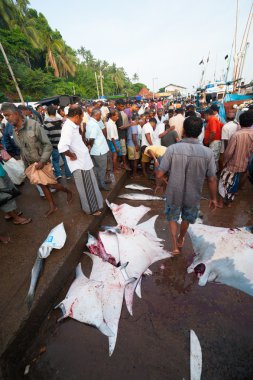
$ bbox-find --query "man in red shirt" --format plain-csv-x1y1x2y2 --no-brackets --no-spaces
204,108,223,171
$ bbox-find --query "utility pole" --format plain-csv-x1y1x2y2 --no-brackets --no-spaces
94,72,100,99
152,77,158,99
99,70,104,97
0,42,24,104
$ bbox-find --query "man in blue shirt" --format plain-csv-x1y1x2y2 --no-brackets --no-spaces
2,122,20,158
86,108,110,191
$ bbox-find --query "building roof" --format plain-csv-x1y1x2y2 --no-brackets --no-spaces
164,84,187,89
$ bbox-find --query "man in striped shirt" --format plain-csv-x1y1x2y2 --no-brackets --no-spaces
219,110,253,204
44,106,72,180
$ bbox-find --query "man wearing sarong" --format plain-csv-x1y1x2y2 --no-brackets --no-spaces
219,110,253,205
58,106,103,216
1,102,72,217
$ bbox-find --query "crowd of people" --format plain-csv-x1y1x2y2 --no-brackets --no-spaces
0,97,252,252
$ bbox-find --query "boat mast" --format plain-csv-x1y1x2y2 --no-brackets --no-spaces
237,2,253,83
233,0,253,91
233,0,239,92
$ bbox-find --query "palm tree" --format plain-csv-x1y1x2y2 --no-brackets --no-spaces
110,64,126,93
132,73,139,82
0,0,17,27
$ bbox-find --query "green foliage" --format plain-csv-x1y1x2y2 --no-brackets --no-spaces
0,1,148,100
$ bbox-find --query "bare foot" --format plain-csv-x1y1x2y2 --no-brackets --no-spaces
172,249,180,256
45,206,58,217
5,210,23,220
66,190,72,204
217,199,223,208
0,235,10,244
177,235,185,248
92,211,102,216
13,216,32,225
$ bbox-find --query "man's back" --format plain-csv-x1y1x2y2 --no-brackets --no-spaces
169,114,184,139
43,117,62,148
161,130,178,147
204,116,223,144
159,138,216,207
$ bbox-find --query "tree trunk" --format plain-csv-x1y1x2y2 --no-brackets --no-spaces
48,48,59,77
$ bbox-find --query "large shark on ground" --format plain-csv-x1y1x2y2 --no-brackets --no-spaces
187,224,253,297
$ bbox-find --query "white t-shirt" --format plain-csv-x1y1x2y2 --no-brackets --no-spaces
58,118,93,172
100,106,109,121
220,120,240,153
222,121,239,140
153,122,165,146
169,114,185,139
106,119,119,140
141,122,154,147
85,118,109,156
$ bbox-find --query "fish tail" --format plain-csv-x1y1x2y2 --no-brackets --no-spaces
26,291,34,310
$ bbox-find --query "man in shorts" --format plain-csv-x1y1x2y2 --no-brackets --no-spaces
127,116,140,177
156,116,217,255
115,99,131,171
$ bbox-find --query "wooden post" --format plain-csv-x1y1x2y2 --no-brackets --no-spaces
94,72,100,99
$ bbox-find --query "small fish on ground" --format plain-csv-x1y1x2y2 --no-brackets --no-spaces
190,330,202,380
118,193,163,201
125,184,152,191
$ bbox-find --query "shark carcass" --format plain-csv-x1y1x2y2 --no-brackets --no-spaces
187,223,253,297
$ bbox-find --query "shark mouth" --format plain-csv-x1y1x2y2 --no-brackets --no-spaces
194,263,206,278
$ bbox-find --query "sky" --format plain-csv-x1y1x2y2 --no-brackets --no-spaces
29,0,253,94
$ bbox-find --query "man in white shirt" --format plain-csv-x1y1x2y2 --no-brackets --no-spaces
58,106,103,216
220,113,240,159
141,118,157,147
86,109,109,191
153,109,168,145
169,108,185,139
221,114,240,151
141,118,157,178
